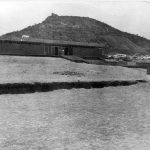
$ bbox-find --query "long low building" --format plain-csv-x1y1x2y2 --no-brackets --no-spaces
0,37,105,59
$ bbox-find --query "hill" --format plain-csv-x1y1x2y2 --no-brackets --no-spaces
1,13,150,55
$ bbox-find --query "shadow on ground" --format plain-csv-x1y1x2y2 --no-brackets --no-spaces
0,80,146,95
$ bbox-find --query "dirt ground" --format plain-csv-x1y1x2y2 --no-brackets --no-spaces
0,56,146,83
0,82,150,149
0,55,149,150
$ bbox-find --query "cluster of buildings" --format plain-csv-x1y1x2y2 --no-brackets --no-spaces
132,55,150,60
107,54,127,59
106,53,150,62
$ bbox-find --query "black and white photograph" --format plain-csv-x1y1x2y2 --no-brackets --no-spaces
0,0,150,149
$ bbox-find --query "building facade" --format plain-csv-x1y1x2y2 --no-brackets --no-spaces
0,38,105,59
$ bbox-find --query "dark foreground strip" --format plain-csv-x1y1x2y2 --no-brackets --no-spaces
0,80,146,95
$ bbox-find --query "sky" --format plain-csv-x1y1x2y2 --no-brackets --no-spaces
0,0,150,39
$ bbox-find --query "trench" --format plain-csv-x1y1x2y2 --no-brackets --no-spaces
0,80,146,95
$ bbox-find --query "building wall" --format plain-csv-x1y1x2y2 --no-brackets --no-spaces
0,41,44,56
0,41,103,58
20,43,44,55
0,42,21,55
72,47,101,59
0,41,73,57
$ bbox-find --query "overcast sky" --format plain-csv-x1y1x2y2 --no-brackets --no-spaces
0,0,150,39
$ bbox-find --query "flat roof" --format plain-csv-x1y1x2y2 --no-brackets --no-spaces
0,37,105,48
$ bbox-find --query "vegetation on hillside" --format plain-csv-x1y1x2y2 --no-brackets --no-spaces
1,13,150,54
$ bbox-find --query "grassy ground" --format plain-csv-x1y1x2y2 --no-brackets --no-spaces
0,55,146,83
0,55,148,150
0,82,150,149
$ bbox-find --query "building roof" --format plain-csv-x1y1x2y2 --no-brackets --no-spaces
0,37,105,48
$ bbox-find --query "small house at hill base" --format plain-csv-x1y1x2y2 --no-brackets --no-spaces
0,37,105,59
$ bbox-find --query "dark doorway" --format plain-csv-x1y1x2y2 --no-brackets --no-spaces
69,47,73,55
55,47,58,56
44,45,51,56
64,47,69,55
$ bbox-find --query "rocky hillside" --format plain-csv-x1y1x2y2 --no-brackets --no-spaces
1,13,150,54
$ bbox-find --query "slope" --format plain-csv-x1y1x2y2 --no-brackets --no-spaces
1,13,150,54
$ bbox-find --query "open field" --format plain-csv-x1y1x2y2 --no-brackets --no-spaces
0,55,149,149
0,82,150,149
0,55,146,83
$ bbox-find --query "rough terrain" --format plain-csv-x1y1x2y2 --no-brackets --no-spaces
0,55,148,150
0,56,146,83
1,83,150,149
